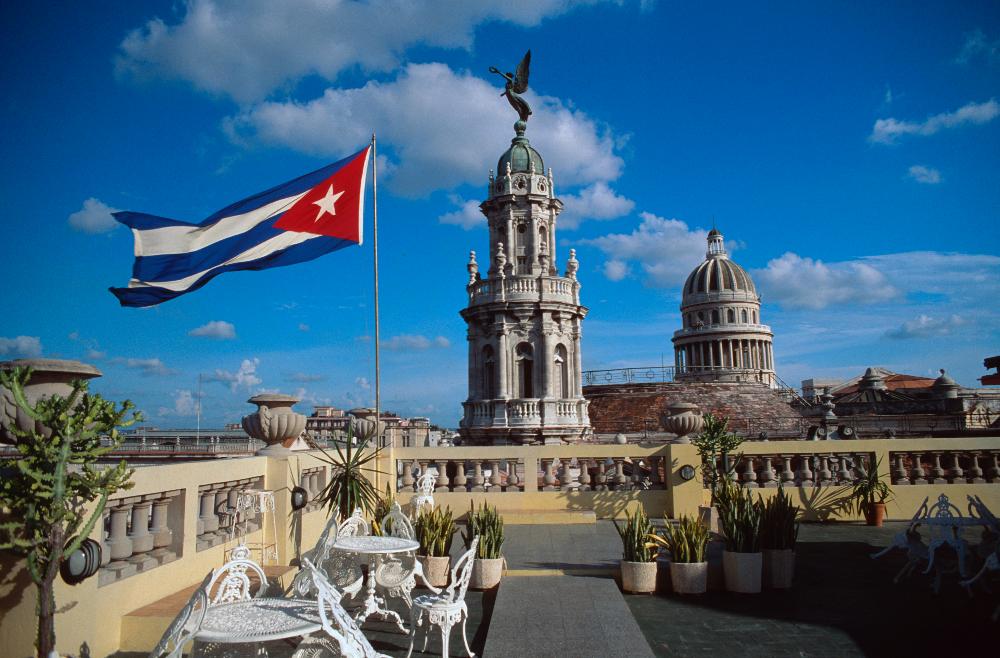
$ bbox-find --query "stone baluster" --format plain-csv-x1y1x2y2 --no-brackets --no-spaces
105,500,135,578
759,456,776,488
198,488,219,535
507,461,521,491
227,486,242,519
929,452,947,484
149,492,176,563
613,458,628,490
948,453,964,483
967,452,985,484
817,456,833,487
214,486,231,535
130,497,160,571
648,457,662,489
987,452,1000,482
798,455,814,487
417,460,430,487
892,453,909,485
631,461,643,490
836,454,852,484
101,511,112,568
453,461,469,491
471,461,487,492
542,459,558,491
780,456,795,485
910,452,927,485
489,460,504,492
579,458,593,491
434,460,451,492
400,460,415,491
595,459,609,491
740,456,758,488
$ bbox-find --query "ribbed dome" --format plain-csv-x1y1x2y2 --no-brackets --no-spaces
497,132,544,176
683,256,756,298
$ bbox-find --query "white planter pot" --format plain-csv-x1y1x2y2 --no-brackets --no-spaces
723,551,762,593
419,555,451,588
470,557,504,589
763,549,795,589
669,561,708,594
620,560,657,594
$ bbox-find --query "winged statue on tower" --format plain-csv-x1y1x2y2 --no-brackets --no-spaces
490,50,532,123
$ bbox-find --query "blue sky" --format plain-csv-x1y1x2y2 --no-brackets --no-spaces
2,1,998,428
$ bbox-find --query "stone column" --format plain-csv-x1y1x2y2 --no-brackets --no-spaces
107,502,133,561
497,328,510,399
540,323,553,399
708,340,715,368
128,500,154,554
467,331,477,399
573,325,583,396
150,495,173,550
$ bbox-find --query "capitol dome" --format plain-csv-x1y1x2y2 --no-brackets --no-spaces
671,229,775,387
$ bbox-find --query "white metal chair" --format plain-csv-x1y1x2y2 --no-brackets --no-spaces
206,544,269,605
296,558,391,658
412,472,437,516
374,501,439,608
290,513,365,602
406,537,479,658
149,572,211,658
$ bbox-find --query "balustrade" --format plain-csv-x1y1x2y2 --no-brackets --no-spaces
99,489,183,587
196,476,264,551
889,451,1000,485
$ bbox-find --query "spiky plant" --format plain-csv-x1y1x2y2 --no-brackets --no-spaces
463,501,505,559
615,508,656,562
647,515,709,563
314,420,384,521
760,486,800,551
415,506,456,557
850,456,893,515
716,480,763,553
0,366,139,658
691,413,745,503
371,483,395,536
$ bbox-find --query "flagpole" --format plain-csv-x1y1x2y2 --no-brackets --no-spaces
371,133,384,492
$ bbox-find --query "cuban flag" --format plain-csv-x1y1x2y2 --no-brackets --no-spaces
109,145,371,307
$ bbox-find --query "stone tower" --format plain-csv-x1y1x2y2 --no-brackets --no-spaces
459,122,591,445
672,229,776,387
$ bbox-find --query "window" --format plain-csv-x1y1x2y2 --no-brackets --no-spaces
482,345,496,399
711,310,720,325
727,309,735,323
741,309,748,323
554,344,569,398
752,310,757,324
515,342,534,398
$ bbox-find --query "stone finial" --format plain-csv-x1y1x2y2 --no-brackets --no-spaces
505,161,512,177
495,242,507,273
565,248,579,280
547,167,555,196
467,250,479,284
488,169,494,196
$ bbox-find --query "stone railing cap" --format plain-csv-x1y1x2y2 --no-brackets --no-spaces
0,358,102,378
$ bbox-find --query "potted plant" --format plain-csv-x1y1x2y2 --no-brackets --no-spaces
415,506,456,588
648,515,710,594
851,456,892,526
371,484,395,536
760,486,799,589
462,501,505,589
313,421,383,521
691,413,745,533
716,480,764,593
615,508,657,594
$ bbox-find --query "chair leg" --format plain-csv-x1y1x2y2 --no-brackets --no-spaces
407,608,421,658
440,620,451,658
461,610,475,658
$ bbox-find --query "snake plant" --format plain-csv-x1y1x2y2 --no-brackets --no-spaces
760,486,800,551
615,508,656,562
463,501,505,559
647,515,709,563
415,505,456,557
716,480,763,553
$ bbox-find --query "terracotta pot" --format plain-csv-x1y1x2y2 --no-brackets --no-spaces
241,394,306,456
723,551,762,593
470,557,504,589
669,561,708,594
419,555,451,588
0,359,102,445
620,560,657,594
864,502,886,527
763,549,795,589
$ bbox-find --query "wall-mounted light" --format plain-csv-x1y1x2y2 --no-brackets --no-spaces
290,486,308,511
60,538,102,585
678,464,696,481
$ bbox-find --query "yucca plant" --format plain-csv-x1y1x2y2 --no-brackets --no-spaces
415,506,456,557
716,480,763,553
760,486,800,551
615,508,656,562
314,421,384,521
371,484,395,536
850,456,893,515
463,501,505,559
647,515,709,563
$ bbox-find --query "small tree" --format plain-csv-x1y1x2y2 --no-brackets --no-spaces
0,367,138,658
690,413,745,503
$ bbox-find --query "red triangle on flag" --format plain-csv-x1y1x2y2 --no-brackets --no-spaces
274,146,370,242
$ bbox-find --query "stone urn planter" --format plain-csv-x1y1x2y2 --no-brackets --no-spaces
763,549,795,589
241,394,306,456
419,555,451,588
0,359,102,445
620,560,658,594
470,557,504,589
670,561,708,594
723,551,763,593
662,403,703,444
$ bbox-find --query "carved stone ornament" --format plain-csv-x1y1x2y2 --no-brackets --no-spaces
662,402,703,444
467,250,479,284
495,242,507,272
0,358,102,446
241,393,306,456
565,248,579,280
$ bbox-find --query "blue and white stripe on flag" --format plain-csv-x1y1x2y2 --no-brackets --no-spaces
110,146,371,307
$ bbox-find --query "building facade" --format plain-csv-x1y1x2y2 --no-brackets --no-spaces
459,123,591,444
672,229,775,387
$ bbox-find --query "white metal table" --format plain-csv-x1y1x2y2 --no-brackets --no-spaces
196,598,321,650
333,535,420,632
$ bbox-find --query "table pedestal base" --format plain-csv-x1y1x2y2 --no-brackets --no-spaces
355,555,407,633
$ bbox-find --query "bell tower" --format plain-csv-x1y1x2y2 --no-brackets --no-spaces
459,121,591,445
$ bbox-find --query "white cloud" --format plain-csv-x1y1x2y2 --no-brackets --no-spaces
188,320,237,339
753,253,899,310
383,334,451,351
355,377,371,391
287,372,326,383
225,62,624,196
0,335,42,358
907,165,941,184
206,358,262,391
886,314,965,339
956,29,1000,65
439,198,485,230
112,357,176,376
862,252,1000,302
297,323,310,332
68,198,119,234
870,99,999,144
559,182,635,229
603,259,629,281
581,212,719,287
117,0,609,103
171,389,198,416
85,348,107,360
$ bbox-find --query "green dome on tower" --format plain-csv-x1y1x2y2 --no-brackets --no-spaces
497,121,544,175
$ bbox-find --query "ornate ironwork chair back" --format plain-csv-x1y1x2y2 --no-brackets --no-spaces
149,571,211,658
207,544,268,605
302,558,385,658
447,536,479,604
381,501,415,539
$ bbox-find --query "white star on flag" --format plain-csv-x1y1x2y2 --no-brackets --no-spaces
312,185,345,222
